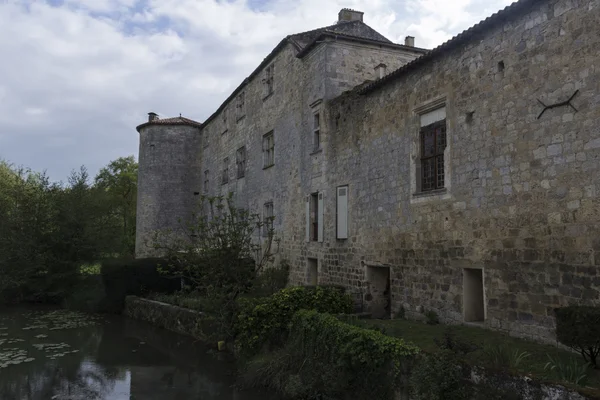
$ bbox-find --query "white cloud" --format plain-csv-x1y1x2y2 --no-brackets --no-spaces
0,0,513,182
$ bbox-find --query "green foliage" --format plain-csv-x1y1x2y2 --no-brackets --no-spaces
424,309,439,325
100,258,181,312
63,274,108,313
248,261,290,297
434,327,479,355
543,353,590,386
241,310,419,400
0,157,138,305
235,286,354,355
555,306,600,367
409,351,472,400
482,343,530,370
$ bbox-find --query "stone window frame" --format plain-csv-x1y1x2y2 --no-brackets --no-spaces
236,146,246,178
411,96,453,204
222,157,229,185
312,112,321,152
309,98,323,155
263,131,275,169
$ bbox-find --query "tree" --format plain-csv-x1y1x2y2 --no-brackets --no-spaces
94,156,138,257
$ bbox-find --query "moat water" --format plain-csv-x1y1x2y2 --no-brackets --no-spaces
0,306,275,400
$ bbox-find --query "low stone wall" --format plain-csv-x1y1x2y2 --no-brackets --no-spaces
123,295,217,340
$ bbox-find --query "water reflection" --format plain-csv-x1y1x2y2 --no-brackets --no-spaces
0,307,272,400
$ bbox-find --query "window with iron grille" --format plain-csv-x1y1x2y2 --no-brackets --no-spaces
222,158,229,185
263,131,274,168
203,170,209,193
313,113,320,151
264,64,274,97
236,146,246,178
263,201,274,237
420,120,446,191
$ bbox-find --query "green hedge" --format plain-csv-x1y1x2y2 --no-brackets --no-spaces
100,258,181,313
235,286,354,355
555,305,600,367
243,309,420,399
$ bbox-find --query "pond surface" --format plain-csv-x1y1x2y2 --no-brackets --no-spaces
0,306,275,400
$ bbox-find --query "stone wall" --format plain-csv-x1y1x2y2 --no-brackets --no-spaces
317,0,600,342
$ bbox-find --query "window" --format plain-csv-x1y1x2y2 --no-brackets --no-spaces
236,92,245,120
263,201,274,237
264,63,274,97
263,131,274,168
203,170,209,193
222,109,228,133
336,185,348,239
420,119,446,192
236,146,246,178
313,113,321,151
306,192,323,242
222,158,229,185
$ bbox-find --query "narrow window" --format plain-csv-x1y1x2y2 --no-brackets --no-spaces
420,119,446,191
236,92,245,120
236,146,246,178
464,268,485,322
263,131,274,168
203,170,209,193
203,130,209,148
336,185,348,239
264,64,274,97
263,201,274,237
313,113,321,151
222,109,228,134
306,192,323,242
307,258,318,285
222,157,229,184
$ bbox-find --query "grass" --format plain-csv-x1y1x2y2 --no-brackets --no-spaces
357,319,600,396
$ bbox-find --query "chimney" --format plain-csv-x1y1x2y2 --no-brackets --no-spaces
374,63,387,79
148,112,159,122
405,36,415,47
338,8,364,23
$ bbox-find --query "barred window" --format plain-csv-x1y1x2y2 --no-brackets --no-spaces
263,131,274,168
236,146,246,178
420,120,446,191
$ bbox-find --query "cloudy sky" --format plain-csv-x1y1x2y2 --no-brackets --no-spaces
0,0,514,183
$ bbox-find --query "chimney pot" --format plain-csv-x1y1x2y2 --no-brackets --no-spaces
338,8,364,23
405,36,415,47
148,112,159,122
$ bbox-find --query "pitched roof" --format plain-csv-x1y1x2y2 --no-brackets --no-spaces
136,116,202,133
358,0,540,94
200,19,426,127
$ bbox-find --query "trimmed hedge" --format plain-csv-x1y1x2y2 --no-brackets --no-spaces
555,305,600,367
235,285,354,355
100,258,181,313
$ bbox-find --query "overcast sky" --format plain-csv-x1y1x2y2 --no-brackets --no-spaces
0,0,514,183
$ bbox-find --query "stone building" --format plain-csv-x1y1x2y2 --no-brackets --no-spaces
136,0,600,343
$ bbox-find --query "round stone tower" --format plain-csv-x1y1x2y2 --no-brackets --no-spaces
135,112,203,258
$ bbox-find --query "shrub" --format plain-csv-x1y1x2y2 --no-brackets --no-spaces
425,309,440,325
63,274,108,313
100,257,181,313
543,353,590,386
241,310,419,400
555,306,600,367
434,327,479,355
235,286,354,355
482,343,530,371
410,351,472,400
247,260,290,297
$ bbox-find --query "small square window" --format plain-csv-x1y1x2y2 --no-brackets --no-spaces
263,131,274,168
236,146,246,178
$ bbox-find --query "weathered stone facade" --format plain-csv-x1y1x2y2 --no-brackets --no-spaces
136,1,600,343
